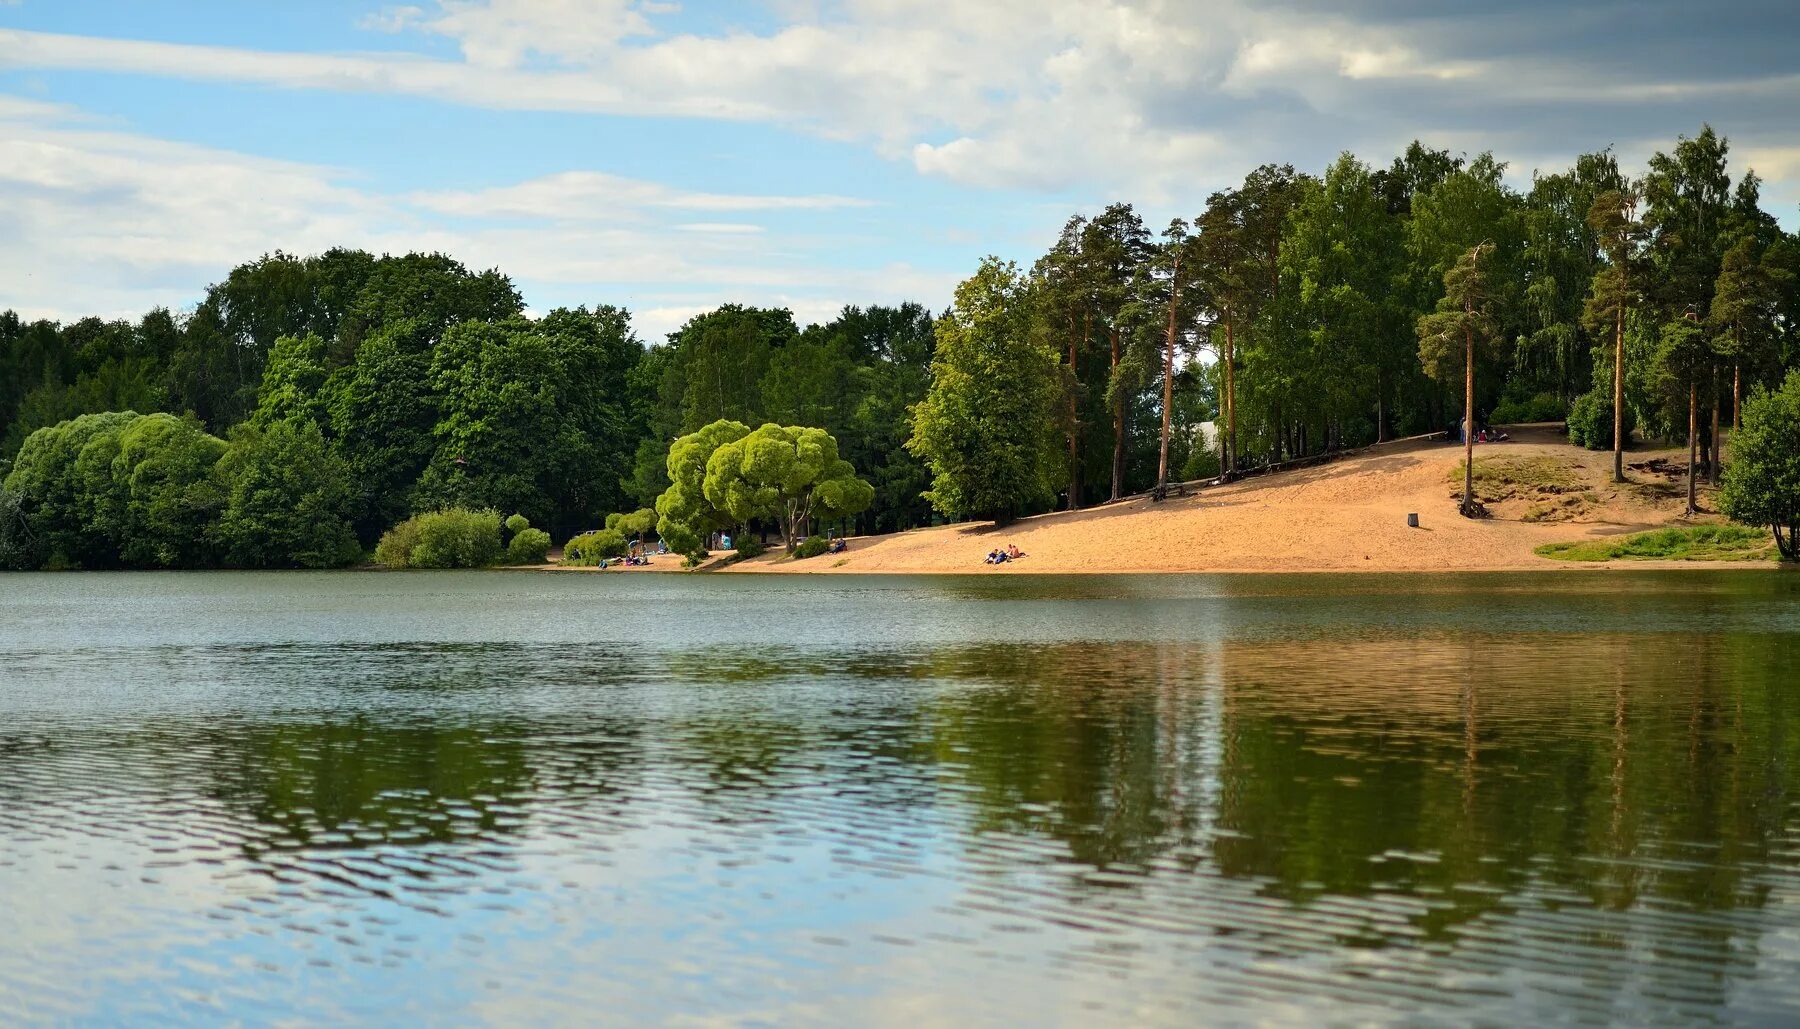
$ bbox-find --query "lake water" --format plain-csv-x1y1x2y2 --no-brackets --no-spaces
3,569,1800,1024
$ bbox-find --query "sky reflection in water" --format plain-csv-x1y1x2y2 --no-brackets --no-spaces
3,570,1800,1023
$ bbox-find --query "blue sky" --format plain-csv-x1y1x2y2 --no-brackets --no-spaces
3,1,1798,341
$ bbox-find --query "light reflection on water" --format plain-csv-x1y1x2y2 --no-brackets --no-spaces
2,570,1800,1023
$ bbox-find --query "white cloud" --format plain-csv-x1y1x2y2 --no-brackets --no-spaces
6,3,1800,203
0,98,942,342
411,170,873,221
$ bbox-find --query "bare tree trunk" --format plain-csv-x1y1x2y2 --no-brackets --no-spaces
1067,312,1085,510
1110,328,1124,501
1376,372,1386,444
1612,308,1625,482
1686,380,1699,516
1462,322,1476,517
1709,364,1721,484
1733,362,1741,430
1156,268,1178,496
1223,318,1237,477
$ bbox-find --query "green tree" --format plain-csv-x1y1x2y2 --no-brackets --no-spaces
1418,243,1500,517
409,309,639,536
110,413,228,567
1520,151,1626,403
1712,236,1791,429
840,304,936,532
1081,205,1151,500
1652,316,1717,515
702,423,874,551
1143,219,1202,496
1284,153,1406,451
2,410,138,566
1720,371,1800,560
251,333,333,428
0,485,31,569
654,419,751,556
1584,187,1646,481
907,258,1063,522
213,419,361,568
669,305,797,431
327,320,440,539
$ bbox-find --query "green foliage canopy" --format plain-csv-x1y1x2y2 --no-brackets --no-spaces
907,258,1063,521
702,423,874,551
654,419,749,556
1720,371,1800,560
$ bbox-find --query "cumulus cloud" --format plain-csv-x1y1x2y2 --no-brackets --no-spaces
0,98,942,340
2,0,1798,338
6,1,1800,206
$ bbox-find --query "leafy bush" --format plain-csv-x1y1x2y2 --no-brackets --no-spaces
1490,391,1566,425
375,508,503,569
1721,371,1800,560
733,536,765,559
505,513,530,537
1567,388,1635,450
563,527,627,565
1181,447,1221,482
793,536,829,559
506,526,551,564
372,517,422,569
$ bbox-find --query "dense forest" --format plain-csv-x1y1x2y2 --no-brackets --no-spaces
4,125,1799,568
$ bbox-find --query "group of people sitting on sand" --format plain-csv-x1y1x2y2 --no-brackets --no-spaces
597,554,652,569
984,544,1026,565
1453,424,1511,444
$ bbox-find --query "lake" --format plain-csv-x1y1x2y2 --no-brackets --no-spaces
3,569,1800,1024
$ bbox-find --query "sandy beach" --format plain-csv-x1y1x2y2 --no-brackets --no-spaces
535,425,1757,576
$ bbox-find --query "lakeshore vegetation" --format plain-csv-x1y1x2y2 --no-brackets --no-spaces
5,124,1800,569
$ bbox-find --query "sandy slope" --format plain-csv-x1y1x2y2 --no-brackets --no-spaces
711,425,1738,575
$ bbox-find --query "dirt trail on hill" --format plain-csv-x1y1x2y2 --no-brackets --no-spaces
720,425,1730,575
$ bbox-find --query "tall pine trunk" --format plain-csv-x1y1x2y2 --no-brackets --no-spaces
1709,365,1721,484
1686,380,1699,516
1223,318,1237,477
1156,268,1178,496
1611,308,1625,482
1376,371,1386,444
1110,328,1124,501
1462,322,1476,518
1733,362,1741,429
1067,312,1086,510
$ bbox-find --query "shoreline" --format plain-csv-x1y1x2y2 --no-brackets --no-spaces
527,426,1781,577
518,559,1779,576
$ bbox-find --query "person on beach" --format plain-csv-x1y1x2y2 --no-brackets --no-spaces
1006,544,1024,560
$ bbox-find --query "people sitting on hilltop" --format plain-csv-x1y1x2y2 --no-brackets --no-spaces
1006,544,1025,560
828,537,847,554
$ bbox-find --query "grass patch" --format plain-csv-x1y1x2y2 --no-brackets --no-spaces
1535,524,1774,563
1452,456,1580,496
1455,455,1596,521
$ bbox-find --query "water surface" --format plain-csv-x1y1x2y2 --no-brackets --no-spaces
4,570,1800,1023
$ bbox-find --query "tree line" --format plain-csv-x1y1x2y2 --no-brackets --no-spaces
911,127,1798,522
4,124,1799,568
